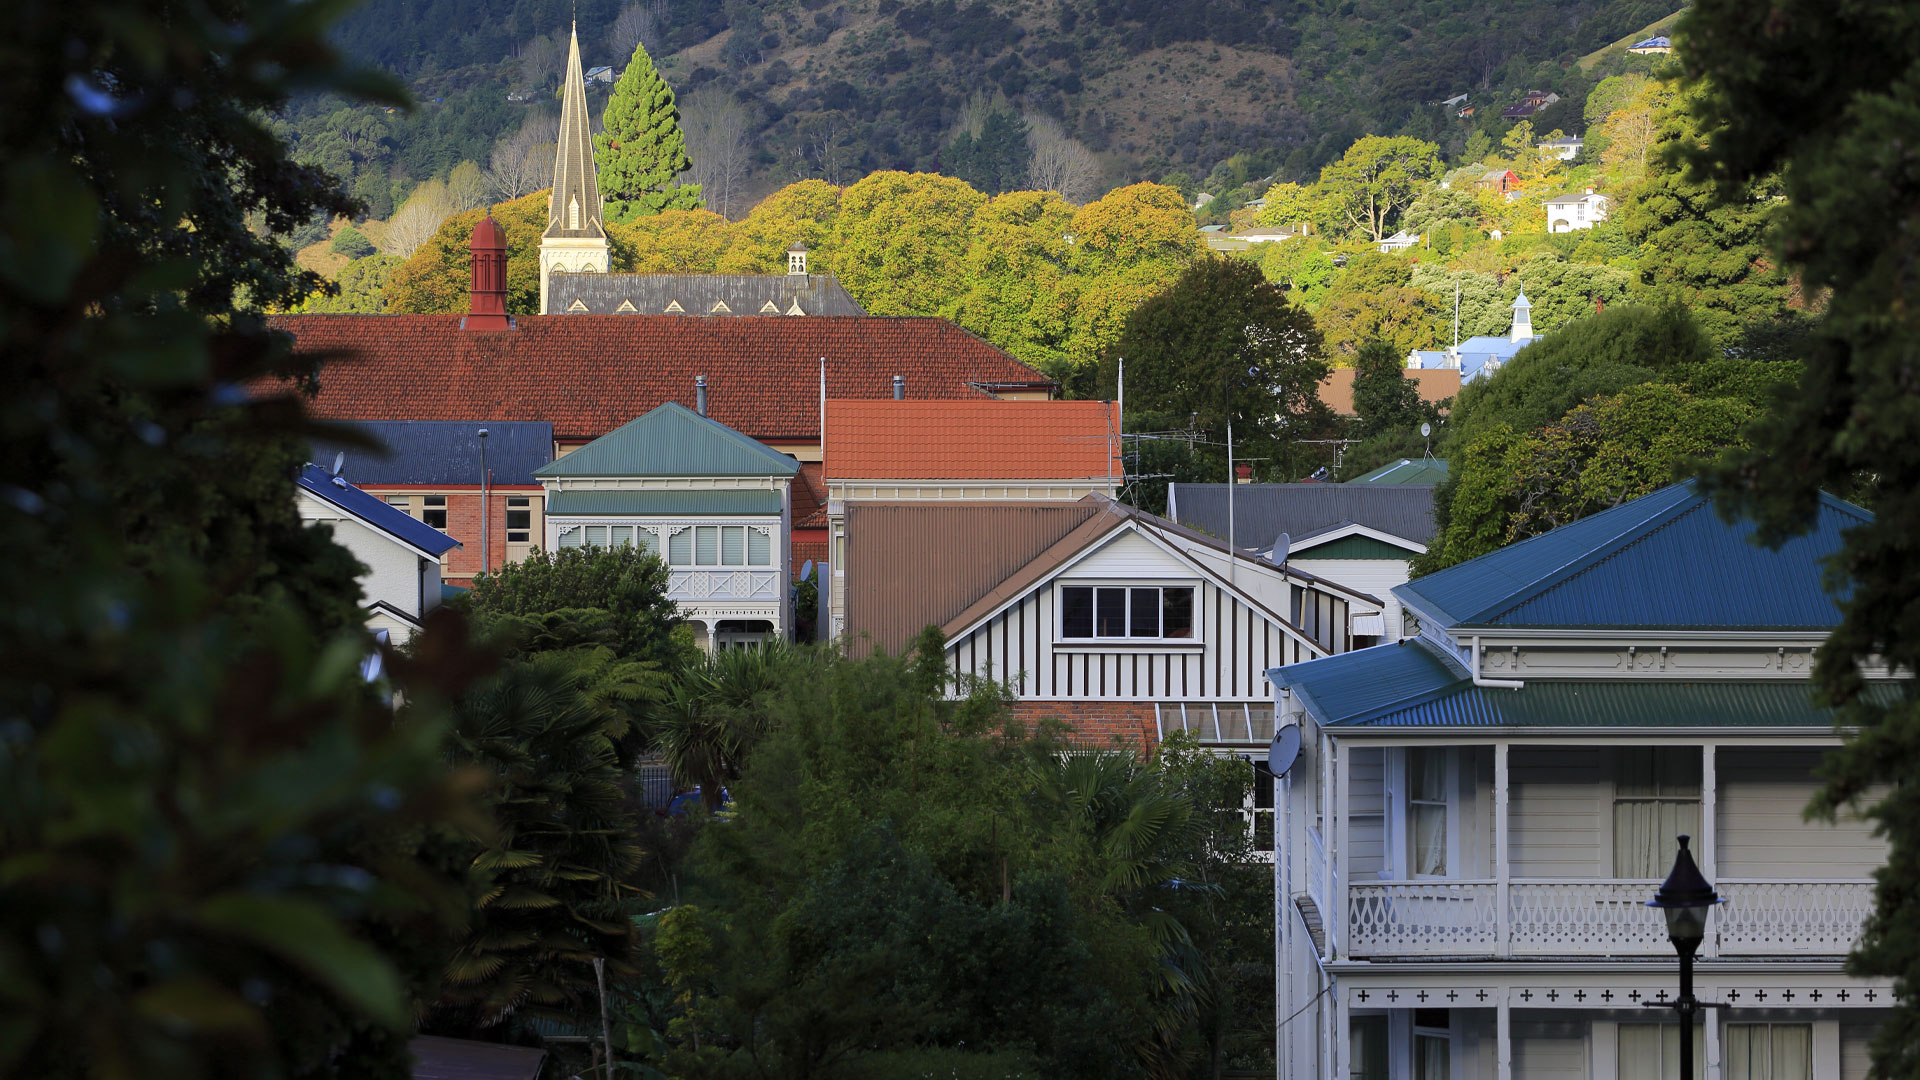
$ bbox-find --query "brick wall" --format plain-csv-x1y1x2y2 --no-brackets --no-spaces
1009,699,1158,753
362,485,540,583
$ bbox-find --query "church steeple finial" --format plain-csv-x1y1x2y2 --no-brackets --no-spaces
539,21,610,313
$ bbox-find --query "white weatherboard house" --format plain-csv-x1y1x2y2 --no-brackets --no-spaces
537,402,798,650
294,462,461,642
1546,189,1611,233
1266,483,1893,1080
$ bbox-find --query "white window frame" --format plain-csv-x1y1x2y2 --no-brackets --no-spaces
1055,582,1199,643
1386,747,1461,880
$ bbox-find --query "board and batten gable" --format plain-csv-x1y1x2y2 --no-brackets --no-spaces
944,523,1343,700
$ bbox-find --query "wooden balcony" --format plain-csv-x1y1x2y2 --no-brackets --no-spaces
1346,878,1873,959
666,568,782,603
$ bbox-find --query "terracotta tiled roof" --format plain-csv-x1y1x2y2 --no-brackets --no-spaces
791,461,829,528
825,399,1121,480
265,315,1052,442
1319,368,1460,416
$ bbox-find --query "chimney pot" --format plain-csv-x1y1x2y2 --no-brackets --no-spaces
695,375,709,416
892,375,905,400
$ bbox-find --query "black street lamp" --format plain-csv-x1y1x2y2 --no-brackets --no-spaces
1644,834,1723,1080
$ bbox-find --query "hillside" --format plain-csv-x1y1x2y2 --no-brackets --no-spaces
302,0,1675,211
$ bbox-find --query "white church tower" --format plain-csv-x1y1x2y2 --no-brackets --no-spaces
1509,288,1534,342
539,23,610,314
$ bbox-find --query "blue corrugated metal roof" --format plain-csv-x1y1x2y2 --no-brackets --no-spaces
1396,482,1869,630
536,403,799,479
1268,638,1468,727
296,464,460,557
546,490,782,516
309,421,553,486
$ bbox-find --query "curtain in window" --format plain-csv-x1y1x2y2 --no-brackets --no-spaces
1410,750,1447,876
1727,1024,1812,1080
1414,1034,1449,1080
1619,1024,1705,1079
1614,749,1702,877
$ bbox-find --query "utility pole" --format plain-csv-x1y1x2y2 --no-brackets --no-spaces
478,427,490,573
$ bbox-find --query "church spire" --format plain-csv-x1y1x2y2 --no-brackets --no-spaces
539,21,610,314
545,23,604,242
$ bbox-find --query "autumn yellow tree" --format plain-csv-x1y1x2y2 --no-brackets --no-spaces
383,191,639,314
829,171,988,315
609,209,733,273
1594,78,1680,186
943,189,1081,377
1065,182,1203,370
718,179,843,274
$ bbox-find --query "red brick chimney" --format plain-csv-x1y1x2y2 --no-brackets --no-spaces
466,213,510,331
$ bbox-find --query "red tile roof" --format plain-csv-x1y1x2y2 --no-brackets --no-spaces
825,399,1122,480
792,461,829,528
266,315,1052,442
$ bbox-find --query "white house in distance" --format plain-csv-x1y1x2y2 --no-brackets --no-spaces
1379,230,1420,254
1546,189,1612,232
294,461,461,642
1265,482,1892,1080
1537,135,1584,160
536,401,799,650
1408,291,1536,383
1629,35,1674,55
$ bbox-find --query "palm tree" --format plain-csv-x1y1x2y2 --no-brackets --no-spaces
431,648,655,1033
653,642,816,811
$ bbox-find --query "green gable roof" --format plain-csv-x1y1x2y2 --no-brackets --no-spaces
1348,457,1448,485
536,402,800,479
546,490,782,516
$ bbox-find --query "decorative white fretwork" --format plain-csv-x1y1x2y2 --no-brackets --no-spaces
1348,881,1499,956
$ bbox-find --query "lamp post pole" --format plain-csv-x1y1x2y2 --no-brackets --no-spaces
1645,834,1723,1080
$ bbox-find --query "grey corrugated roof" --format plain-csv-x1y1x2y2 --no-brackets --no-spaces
1397,481,1869,631
548,272,865,316
546,489,781,516
536,403,799,479
408,1035,545,1080
1168,483,1436,547
310,421,553,487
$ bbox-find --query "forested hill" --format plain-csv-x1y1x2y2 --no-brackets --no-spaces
315,0,1678,210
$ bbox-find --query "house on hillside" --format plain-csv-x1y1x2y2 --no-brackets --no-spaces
1546,189,1612,233
1378,230,1420,254
1167,483,1436,645
1629,34,1673,54
308,421,551,584
294,462,460,642
1537,135,1584,160
583,65,613,84
536,402,798,650
823,397,1123,641
1501,90,1560,119
1407,291,1536,382
1267,482,1893,1079
1474,169,1520,195
844,495,1381,764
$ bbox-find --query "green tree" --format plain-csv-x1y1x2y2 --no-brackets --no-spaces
652,642,815,812
468,545,687,669
1312,252,1442,359
609,208,734,272
1064,182,1204,374
1679,2,1920,1072
716,179,842,274
383,191,643,315
945,109,1031,195
1317,135,1443,241
596,41,701,224
333,223,377,257
430,648,655,1034
295,254,402,313
1350,340,1432,439
1419,384,1755,571
944,189,1082,378
0,0,489,1074
830,171,989,316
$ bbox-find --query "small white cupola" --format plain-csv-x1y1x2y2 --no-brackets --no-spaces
1510,289,1534,342
787,241,808,276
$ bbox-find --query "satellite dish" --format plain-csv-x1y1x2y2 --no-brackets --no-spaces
1271,531,1290,565
1419,422,1432,438
1268,724,1303,777
800,559,815,582
330,451,345,477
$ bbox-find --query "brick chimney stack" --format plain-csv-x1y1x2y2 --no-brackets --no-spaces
466,213,511,331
